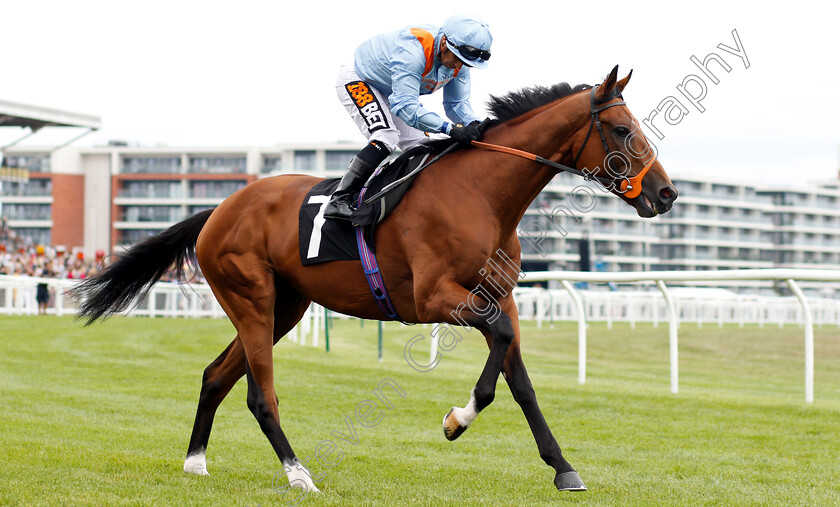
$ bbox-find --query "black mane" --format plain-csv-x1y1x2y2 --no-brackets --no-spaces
487,82,592,122
420,82,591,155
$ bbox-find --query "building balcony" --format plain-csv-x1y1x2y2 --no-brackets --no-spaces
113,221,173,230
659,216,774,228
769,243,840,253
654,258,774,268
0,195,53,204
6,219,52,228
654,237,774,248
114,197,225,206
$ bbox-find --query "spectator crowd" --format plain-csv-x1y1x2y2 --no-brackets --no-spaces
0,244,105,279
1,218,206,315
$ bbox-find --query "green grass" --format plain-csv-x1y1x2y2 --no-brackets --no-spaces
1,315,838,506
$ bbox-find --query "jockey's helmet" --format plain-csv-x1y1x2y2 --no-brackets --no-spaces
442,14,493,69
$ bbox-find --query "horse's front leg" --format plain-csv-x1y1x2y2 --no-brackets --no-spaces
503,341,586,491
441,310,515,441
418,280,518,440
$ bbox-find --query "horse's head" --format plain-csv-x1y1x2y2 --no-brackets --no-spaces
571,66,678,217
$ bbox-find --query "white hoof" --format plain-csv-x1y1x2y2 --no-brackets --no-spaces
184,452,209,476
285,458,320,492
452,388,479,427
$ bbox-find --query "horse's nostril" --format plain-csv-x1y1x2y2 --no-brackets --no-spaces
659,186,677,203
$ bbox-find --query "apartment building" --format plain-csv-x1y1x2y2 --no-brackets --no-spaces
2,143,839,295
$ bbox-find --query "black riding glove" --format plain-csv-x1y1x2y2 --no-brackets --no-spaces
448,120,483,145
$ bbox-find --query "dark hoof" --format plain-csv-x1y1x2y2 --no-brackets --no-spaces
555,471,587,491
442,409,468,441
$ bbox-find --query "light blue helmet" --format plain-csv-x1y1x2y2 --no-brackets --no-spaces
442,14,492,69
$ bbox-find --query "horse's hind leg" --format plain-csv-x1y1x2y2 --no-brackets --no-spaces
184,280,310,477
502,342,585,491
204,256,318,491
184,336,246,475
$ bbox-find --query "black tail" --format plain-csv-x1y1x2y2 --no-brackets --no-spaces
69,208,215,325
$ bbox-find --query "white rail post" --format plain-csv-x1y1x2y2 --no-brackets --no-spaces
430,324,439,366
560,280,587,385
656,280,679,394
785,279,814,404
54,282,64,316
312,304,320,348
652,294,659,328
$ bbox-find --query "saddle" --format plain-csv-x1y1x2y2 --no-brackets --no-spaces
298,145,435,266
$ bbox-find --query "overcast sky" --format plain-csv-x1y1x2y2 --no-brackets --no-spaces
1,1,838,186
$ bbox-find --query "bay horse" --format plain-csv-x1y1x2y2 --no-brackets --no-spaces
71,66,677,494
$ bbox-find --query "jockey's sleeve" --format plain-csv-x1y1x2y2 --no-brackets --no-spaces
388,43,449,134
443,69,477,125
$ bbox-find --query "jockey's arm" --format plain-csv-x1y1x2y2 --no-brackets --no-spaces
443,69,477,126
388,46,452,134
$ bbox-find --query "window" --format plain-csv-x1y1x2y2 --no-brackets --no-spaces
324,151,356,172
121,206,183,222
675,180,702,193
189,180,246,199
8,227,50,246
119,229,162,246
122,156,181,174
594,241,612,255
2,203,51,220
668,224,686,238
760,250,777,262
618,241,635,255
3,153,50,172
594,219,613,233
189,156,246,174
293,151,316,172
262,156,283,174
712,184,737,195
120,181,182,198
816,195,836,207
1,178,51,196
188,205,216,216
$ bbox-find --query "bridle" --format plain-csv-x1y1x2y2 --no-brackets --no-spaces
472,85,657,199
362,85,658,207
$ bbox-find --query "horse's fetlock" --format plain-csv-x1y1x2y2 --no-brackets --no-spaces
473,387,495,411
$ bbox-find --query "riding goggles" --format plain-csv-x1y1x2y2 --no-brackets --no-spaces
451,43,491,62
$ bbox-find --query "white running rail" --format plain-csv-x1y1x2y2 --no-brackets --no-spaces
519,269,840,403
3,269,839,402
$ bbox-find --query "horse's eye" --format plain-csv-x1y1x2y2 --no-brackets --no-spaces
614,126,630,138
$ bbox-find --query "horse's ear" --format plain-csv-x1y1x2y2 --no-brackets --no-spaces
616,69,633,94
596,65,620,100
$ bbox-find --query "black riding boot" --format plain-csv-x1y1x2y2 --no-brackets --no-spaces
323,156,376,221
324,141,390,221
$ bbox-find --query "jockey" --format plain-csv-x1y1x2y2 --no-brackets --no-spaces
324,13,493,221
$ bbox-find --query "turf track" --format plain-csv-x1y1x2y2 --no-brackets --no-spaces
1,316,838,506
